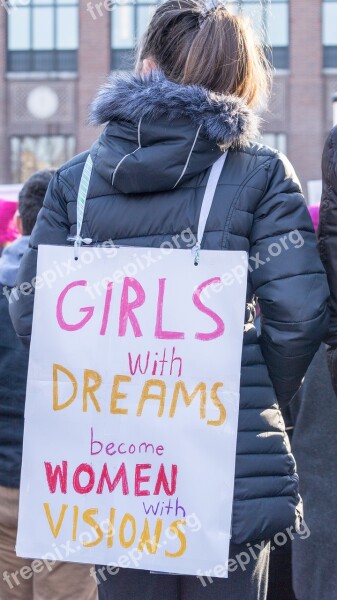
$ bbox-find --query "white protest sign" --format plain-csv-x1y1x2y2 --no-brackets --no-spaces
17,245,247,578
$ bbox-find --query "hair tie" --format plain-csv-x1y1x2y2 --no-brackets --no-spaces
198,0,227,27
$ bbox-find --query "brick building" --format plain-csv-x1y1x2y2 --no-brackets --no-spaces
0,0,336,196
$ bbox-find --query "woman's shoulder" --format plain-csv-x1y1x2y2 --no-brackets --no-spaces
51,151,90,202
232,140,283,162
232,142,300,186
228,142,293,184
57,150,90,180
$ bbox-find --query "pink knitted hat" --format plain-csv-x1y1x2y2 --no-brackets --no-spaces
0,199,19,245
308,204,320,233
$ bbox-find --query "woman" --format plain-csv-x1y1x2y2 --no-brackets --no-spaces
288,196,337,600
10,2,329,599
318,125,337,394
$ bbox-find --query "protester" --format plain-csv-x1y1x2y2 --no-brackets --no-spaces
9,2,329,599
0,171,98,600
290,347,337,600
318,125,337,394
290,201,337,600
0,199,18,256
264,202,327,600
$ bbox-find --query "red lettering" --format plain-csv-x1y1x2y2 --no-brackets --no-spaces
153,464,177,496
73,463,95,494
44,461,68,494
96,463,129,495
135,464,151,496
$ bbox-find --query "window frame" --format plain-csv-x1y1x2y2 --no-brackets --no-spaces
234,0,290,69
6,0,79,73
322,0,337,69
110,0,158,72
261,132,287,155
10,134,76,183
110,0,290,71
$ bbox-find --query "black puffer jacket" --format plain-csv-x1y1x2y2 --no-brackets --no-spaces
10,72,329,544
318,126,337,393
0,237,30,488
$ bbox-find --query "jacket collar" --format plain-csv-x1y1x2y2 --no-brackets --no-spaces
89,70,259,148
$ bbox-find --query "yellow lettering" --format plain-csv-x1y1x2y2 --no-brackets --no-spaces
72,505,79,541
138,518,162,554
43,502,68,538
110,375,131,415
82,509,104,547
119,513,137,548
137,379,166,417
107,508,116,549
53,364,77,411
83,369,102,412
169,381,206,419
165,520,187,558
207,382,226,426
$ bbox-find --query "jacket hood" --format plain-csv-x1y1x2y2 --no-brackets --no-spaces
0,236,29,287
89,71,260,194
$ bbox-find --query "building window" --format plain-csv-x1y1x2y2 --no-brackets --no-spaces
7,0,79,73
323,0,337,68
10,136,75,183
227,0,289,69
110,0,289,71
111,0,158,71
261,132,287,154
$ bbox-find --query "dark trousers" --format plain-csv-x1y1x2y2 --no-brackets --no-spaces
96,541,270,600
267,539,296,600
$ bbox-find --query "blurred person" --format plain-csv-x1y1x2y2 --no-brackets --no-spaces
267,204,322,600
290,201,337,600
290,349,337,600
9,2,329,599
0,199,19,256
0,171,98,600
318,125,337,394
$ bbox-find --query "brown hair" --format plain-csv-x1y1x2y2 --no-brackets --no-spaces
138,0,271,109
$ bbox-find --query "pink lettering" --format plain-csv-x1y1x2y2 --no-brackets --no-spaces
155,279,184,340
56,281,94,332
118,278,145,337
193,278,225,341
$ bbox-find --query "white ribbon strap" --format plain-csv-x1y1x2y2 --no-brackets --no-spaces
74,154,93,259
193,151,228,265
73,151,227,262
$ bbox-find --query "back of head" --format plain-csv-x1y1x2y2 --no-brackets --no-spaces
19,170,54,236
139,0,270,109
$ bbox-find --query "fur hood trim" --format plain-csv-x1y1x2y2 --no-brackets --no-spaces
89,71,260,146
